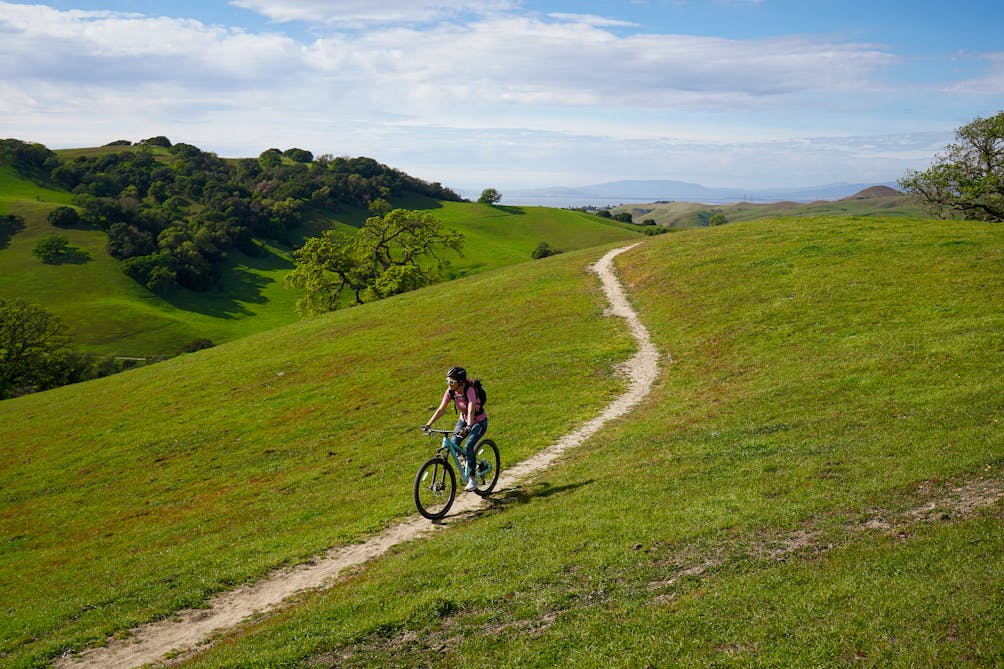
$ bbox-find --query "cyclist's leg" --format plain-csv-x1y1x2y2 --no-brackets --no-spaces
451,418,468,475
451,418,467,448
464,419,487,479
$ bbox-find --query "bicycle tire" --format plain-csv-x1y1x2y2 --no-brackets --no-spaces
473,439,501,496
414,456,456,520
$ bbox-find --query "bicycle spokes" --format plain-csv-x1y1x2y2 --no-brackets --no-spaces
414,456,456,520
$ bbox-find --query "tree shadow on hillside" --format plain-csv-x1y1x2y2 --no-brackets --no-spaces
161,248,293,319
0,215,25,250
492,205,526,215
391,194,445,211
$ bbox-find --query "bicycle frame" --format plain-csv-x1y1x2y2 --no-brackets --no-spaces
425,428,491,483
415,426,500,520
431,427,469,480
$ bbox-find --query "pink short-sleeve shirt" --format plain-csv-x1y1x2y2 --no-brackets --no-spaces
444,384,486,422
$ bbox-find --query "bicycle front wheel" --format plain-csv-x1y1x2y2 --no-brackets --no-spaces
473,439,501,496
414,456,456,520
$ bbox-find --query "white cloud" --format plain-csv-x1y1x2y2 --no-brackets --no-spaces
301,17,898,118
0,2,307,88
948,53,1004,95
546,12,639,28
0,2,898,119
0,1,990,190
229,0,519,25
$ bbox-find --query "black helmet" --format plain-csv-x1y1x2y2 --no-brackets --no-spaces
447,366,467,382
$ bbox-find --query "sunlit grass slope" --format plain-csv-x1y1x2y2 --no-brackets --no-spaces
1,167,640,356
428,200,643,277
0,245,636,668
160,216,1000,668
614,191,932,228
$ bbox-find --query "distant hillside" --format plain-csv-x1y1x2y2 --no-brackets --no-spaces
1,137,464,294
846,185,901,199
0,141,640,356
610,185,931,229
500,179,902,207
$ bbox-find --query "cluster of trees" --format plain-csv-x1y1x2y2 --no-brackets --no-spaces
0,138,59,178
2,137,463,292
592,209,668,234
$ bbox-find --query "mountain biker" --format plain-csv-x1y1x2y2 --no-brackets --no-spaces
424,366,487,491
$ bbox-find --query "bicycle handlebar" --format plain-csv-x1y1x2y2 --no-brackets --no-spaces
420,425,463,436
420,426,449,434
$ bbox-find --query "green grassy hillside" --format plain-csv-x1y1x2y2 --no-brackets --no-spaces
0,244,636,668
614,188,933,228
0,167,640,356
2,216,1001,667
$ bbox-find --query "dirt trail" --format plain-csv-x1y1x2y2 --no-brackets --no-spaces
57,244,659,669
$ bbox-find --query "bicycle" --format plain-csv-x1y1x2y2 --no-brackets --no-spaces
413,426,500,520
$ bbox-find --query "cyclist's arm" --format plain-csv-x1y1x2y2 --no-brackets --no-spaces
426,394,451,426
465,386,479,426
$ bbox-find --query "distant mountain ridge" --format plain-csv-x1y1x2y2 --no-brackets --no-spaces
498,179,902,207
607,184,927,229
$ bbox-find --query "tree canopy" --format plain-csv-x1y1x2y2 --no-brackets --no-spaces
899,110,1004,221
1,137,465,293
33,235,88,264
0,298,70,398
478,187,502,205
285,209,464,316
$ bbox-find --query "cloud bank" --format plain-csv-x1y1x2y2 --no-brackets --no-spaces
1,1,1000,188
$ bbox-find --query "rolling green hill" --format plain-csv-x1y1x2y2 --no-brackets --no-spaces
2,215,1001,667
613,185,934,228
0,162,640,356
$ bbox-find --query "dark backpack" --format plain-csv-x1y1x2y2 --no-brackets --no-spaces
450,379,488,414
472,379,487,408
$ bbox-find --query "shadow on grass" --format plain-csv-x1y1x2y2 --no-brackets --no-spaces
161,248,293,319
492,205,526,215
0,214,25,250
472,479,594,519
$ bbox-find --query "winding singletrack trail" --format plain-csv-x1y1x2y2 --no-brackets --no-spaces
56,244,659,669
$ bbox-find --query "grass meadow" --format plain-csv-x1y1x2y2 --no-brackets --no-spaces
0,244,635,668
2,214,1001,667
178,216,999,667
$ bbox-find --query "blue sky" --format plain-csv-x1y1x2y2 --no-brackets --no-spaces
2,1,1002,192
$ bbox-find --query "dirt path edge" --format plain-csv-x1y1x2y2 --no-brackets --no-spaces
56,244,659,669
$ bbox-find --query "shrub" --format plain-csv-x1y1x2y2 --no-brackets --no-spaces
532,242,563,259
32,236,74,261
183,338,215,353
47,206,81,228
140,136,172,148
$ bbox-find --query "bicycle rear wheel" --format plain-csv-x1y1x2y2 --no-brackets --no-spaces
473,439,500,496
414,456,456,520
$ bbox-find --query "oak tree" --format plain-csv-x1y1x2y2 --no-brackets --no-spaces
286,209,463,315
900,110,1004,221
